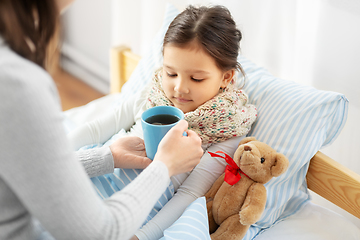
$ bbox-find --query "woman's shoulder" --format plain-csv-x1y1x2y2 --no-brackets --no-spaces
0,41,56,99
0,41,61,117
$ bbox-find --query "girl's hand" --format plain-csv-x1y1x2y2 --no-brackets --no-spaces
154,119,203,176
109,136,152,169
129,235,139,240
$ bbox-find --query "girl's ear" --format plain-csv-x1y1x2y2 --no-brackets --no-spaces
220,69,235,88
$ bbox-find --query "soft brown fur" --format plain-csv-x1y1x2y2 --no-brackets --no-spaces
205,137,289,240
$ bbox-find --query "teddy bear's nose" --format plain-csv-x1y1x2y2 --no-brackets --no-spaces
244,145,252,151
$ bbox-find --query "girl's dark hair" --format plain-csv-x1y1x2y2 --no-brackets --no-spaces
0,0,59,70
163,5,245,78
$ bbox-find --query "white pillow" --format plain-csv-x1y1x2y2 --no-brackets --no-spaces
239,55,348,238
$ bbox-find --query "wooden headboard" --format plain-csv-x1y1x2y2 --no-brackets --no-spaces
110,46,141,94
110,46,360,220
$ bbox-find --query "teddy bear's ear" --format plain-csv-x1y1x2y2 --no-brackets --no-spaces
271,153,289,177
239,137,257,146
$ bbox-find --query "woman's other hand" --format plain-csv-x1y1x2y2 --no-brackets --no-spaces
154,119,203,176
109,136,152,169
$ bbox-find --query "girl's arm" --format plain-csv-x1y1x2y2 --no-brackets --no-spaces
67,88,147,150
135,136,245,240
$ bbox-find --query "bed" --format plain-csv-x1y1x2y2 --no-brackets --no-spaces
108,46,360,221
63,4,360,239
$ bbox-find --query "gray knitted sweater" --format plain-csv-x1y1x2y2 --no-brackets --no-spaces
0,36,170,240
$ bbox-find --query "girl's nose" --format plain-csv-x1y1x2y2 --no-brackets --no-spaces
174,77,189,94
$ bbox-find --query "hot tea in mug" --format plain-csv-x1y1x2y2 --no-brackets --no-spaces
141,106,184,160
145,114,180,125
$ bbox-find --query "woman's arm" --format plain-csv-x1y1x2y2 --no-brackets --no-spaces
135,136,245,240
0,69,171,240
77,136,151,178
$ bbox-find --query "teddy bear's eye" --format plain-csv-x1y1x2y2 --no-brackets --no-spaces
261,157,265,164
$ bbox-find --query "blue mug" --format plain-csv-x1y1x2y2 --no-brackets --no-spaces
141,106,184,160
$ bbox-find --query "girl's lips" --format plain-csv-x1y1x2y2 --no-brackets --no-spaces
174,97,192,103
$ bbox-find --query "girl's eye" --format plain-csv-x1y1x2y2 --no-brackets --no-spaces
191,77,203,82
166,72,177,77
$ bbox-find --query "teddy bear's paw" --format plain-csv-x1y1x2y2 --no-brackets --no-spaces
211,215,249,240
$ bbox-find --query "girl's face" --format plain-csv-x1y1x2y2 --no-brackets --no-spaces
162,41,234,113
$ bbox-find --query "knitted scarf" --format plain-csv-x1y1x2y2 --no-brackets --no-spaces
146,70,257,145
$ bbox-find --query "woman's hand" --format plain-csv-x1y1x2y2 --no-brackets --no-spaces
109,136,152,169
153,120,203,176
129,235,139,240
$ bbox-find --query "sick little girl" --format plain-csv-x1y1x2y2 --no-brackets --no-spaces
68,5,257,240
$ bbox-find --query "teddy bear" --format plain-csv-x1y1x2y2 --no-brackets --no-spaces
205,137,289,240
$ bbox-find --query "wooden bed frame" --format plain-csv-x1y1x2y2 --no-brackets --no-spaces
110,46,360,220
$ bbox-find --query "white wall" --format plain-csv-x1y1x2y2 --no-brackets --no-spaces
60,0,112,94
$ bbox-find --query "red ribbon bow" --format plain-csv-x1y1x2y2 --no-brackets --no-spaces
209,151,250,185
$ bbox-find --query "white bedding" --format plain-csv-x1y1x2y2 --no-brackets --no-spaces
63,95,360,240
255,201,360,240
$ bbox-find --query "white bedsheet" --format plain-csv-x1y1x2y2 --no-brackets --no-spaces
255,201,360,240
